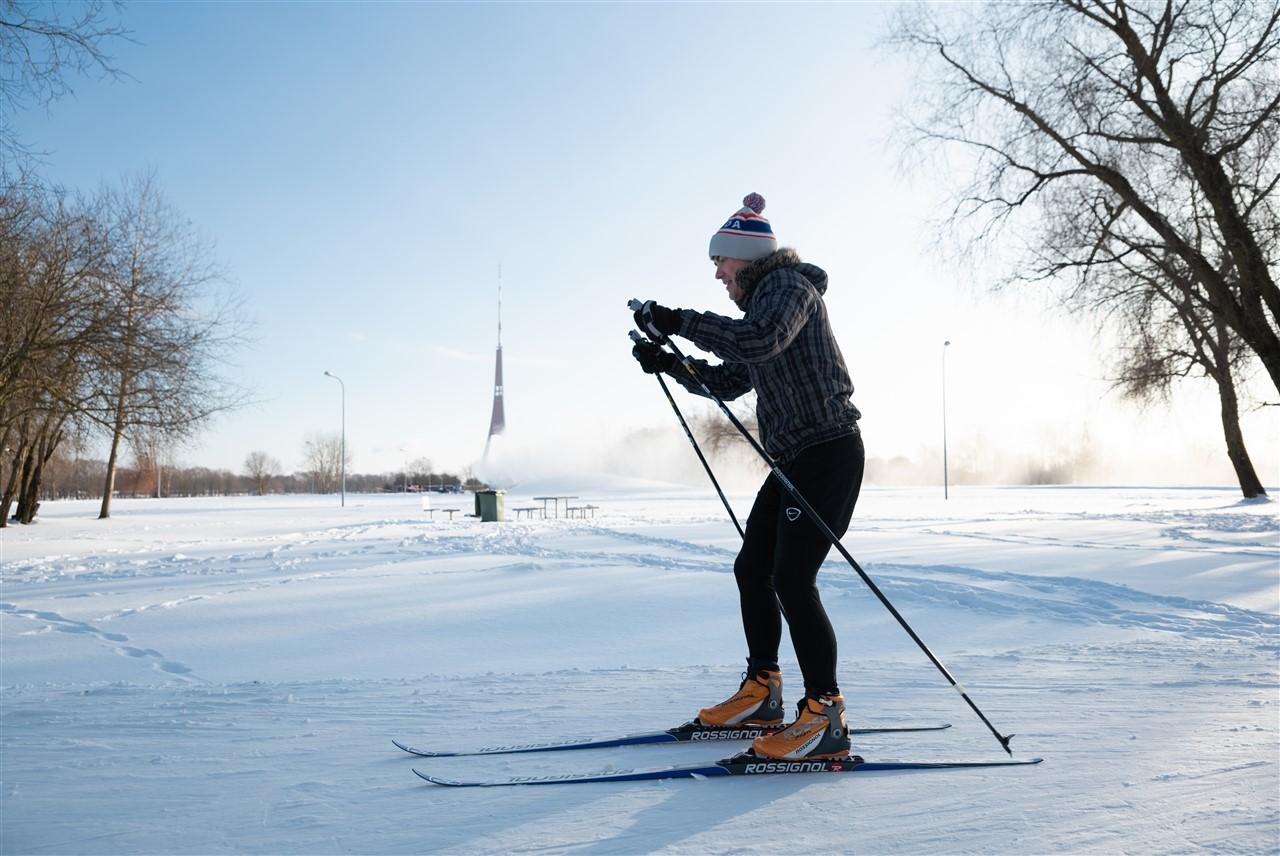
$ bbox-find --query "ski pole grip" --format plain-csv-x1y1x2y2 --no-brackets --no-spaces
628,330,645,345
628,298,668,343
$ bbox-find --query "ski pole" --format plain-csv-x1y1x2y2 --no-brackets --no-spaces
629,330,744,539
627,300,1016,755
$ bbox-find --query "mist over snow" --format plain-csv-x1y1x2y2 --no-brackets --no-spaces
473,409,1277,495
472,422,770,496
2,486,1276,853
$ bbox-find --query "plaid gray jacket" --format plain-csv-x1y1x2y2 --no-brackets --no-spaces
665,249,860,461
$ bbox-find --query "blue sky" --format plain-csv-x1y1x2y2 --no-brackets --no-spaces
17,1,1277,485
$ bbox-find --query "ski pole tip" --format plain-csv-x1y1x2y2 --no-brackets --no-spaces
999,734,1014,756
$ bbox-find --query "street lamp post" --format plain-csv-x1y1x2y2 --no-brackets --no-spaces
942,340,951,500
323,371,346,507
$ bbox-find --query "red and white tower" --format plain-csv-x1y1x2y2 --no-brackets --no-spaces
482,269,505,460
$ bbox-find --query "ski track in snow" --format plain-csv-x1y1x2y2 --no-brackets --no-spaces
0,602,202,682
845,563,1279,641
5,512,1276,647
2,491,1277,854
882,522,1277,559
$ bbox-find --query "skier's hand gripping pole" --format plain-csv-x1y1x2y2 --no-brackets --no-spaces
627,300,1017,756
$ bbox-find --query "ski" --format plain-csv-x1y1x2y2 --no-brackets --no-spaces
412,750,1044,787
392,720,951,758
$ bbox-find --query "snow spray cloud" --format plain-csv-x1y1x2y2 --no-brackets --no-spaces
470,412,768,495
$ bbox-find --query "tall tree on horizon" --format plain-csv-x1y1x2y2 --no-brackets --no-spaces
90,171,246,519
890,0,1279,496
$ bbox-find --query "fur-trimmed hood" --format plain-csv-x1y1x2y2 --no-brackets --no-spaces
734,248,827,309
676,246,858,460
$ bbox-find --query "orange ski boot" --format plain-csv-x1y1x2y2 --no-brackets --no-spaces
696,669,784,727
750,693,851,759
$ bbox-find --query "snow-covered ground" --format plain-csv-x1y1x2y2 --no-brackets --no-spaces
2,486,1277,854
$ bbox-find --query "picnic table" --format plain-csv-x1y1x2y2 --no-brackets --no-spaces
532,495,578,519
512,506,543,520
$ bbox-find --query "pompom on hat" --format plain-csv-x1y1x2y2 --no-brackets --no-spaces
709,192,777,261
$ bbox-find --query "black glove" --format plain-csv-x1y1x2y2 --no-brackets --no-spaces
632,339,677,374
633,300,683,340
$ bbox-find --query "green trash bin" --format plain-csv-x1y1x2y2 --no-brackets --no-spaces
476,489,504,522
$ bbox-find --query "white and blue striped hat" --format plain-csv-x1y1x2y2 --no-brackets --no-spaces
709,193,777,261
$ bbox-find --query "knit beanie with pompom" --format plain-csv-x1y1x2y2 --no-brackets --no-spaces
708,192,777,261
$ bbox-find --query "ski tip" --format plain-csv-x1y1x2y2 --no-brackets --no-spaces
412,768,463,786
393,739,428,756
393,739,449,758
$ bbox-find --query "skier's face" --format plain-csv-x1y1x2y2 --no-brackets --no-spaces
713,256,748,305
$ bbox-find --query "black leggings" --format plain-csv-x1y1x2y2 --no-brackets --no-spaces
733,432,864,697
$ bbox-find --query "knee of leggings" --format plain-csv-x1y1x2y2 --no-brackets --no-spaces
773,577,818,610
733,552,770,588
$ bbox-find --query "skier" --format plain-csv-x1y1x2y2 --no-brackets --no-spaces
632,192,864,760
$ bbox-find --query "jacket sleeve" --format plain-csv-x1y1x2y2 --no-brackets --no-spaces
677,271,817,364
664,355,753,401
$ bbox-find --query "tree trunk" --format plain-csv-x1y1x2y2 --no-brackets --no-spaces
98,428,122,518
16,460,44,525
1213,368,1267,499
98,383,128,519
0,426,17,528
2,447,23,526
15,446,39,524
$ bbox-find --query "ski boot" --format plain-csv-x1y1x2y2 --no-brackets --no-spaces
750,692,850,759
696,669,784,727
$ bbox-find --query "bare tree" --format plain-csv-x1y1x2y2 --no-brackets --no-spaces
0,0,130,162
1,184,107,418
127,427,178,499
0,181,109,524
1083,181,1271,496
302,433,346,494
89,171,247,519
243,450,280,496
889,0,1279,495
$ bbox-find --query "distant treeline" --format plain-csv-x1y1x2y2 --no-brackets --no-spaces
33,453,483,501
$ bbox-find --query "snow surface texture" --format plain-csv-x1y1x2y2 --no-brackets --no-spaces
2,487,1277,854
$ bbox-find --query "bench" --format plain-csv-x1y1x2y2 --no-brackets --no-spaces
513,506,543,520
565,504,598,519
440,508,462,521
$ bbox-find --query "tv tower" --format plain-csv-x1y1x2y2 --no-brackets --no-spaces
482,266,505,460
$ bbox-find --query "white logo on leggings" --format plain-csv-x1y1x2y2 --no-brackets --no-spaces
785,507,801,522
